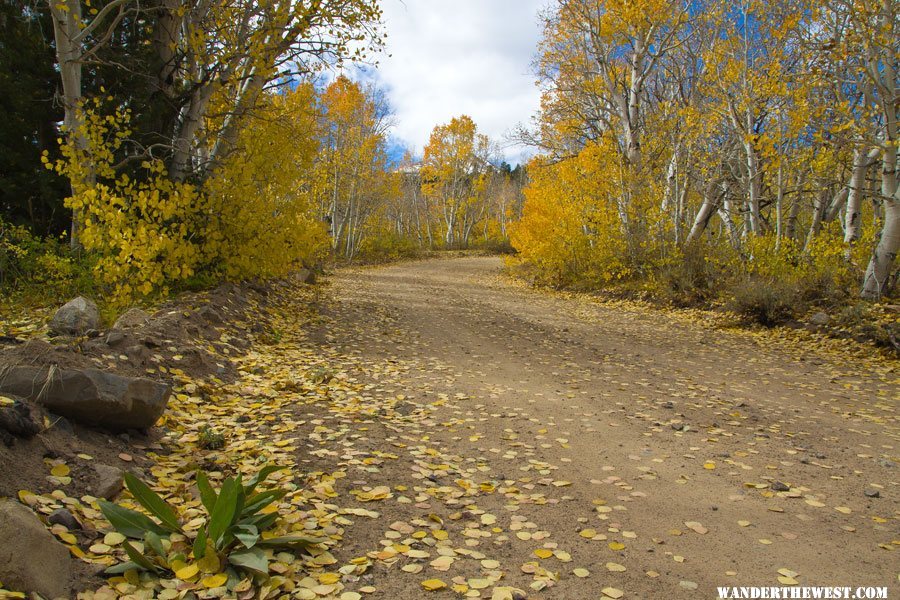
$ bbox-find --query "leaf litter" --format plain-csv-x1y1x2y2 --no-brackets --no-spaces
4,259,899,599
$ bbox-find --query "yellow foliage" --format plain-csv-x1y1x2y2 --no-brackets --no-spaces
205,84,328,279
48,90,327,306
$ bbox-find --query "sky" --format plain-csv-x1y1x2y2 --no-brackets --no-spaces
349,0,550,165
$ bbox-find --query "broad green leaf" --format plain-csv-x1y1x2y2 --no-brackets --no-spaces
144,530,166,558
193,526,208,559
208,477,240,548
234,524,259,548
228,547,268,575
196,471,217,513
104,560,142,575
244,465,284,496
123,541,160,573
124,473,182,533
241,512,278,532
241,489,285,517
255,535,326,549
98,500,168,539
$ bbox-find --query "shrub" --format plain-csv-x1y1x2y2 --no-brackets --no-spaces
0,218,97,305
726,276,799,326
649,243,727,306
356,229,420,262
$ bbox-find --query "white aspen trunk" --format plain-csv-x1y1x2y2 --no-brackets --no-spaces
720,190,741,249
662,149,678,212
49,0,90,248
775,160,784,251
861,148,899,298
804,189,828,252
674,177,688,245
860,0,898,297
686,180,722,243
825,187,849,223
745,141,763,234
170,83,217,181
844,147,879,251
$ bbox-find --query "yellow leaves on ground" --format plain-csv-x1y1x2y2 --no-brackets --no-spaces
352,486,392,502
684,521,708,535
50,464,70,477
420,579,447,591
173,564,199,581
200,573,227,588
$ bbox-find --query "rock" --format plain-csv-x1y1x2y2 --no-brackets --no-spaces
864,488,881,498
770,481,790,492
93,463,125,499
395,401,418,416
48,508,82,531
112,307,151,330
810,311,830,326
48,413,74,434
48,296,100,336
0,366,170,431
105,331,126,347
196,305,224,325
0,499,74,598
0,395,41,446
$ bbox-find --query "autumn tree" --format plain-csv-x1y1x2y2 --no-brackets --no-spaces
512,0,896,312
316,76,393,259
421,116,493,249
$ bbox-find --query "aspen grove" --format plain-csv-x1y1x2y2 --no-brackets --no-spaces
510,0,898,305
1,0,897,319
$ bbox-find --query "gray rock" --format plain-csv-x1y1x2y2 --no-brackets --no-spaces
93,463,125,499
48,508,82,530
196,305,224,324
49,296,100,336
0,395,41,445
0,499,73,598
864,488,881,498
112,307,151,330
105,331,126,347
810,311,830,326
0,366,170,431
770,481,790,492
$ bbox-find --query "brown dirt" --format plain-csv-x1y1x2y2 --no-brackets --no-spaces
303,256,898,599
0,280,271,502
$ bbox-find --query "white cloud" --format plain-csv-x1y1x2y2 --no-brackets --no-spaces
351,0,550,165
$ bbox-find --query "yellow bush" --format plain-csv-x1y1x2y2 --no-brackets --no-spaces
47,89,329,306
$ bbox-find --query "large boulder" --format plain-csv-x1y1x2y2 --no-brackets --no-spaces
112,307,151,330
49,296,100,336
0,499,74,598
0,366,170,430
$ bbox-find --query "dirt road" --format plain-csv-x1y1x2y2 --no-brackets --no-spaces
294,256,898,599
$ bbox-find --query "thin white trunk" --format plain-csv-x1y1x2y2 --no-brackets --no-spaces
844,147,880,251
862,148,899,298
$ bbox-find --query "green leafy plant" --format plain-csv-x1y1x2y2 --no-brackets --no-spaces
98,467,324,577
198,425,225,450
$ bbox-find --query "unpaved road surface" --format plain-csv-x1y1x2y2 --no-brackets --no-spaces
303,256,898,599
